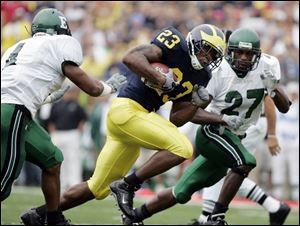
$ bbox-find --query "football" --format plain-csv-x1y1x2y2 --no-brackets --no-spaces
151,62,177,81
141,62,177,90
151,62,170,74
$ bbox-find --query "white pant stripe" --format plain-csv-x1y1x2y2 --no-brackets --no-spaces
1,110,22,192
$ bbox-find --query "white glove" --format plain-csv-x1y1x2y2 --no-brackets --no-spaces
142,69,179,92
260,70,279,96
43,85,70,104
222,114,244,130
191,84,209,107
106,73,127,93
160,69,180,92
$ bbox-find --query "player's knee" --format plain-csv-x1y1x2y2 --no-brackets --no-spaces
175,191,191,204
87,180,110,200
63,182,96,201
93,189,110,200
44,164,61,176
232,164,256,178
1,190,11,202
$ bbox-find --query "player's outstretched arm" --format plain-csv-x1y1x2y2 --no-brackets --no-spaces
63,62,126,97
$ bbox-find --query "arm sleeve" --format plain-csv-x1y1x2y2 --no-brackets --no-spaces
48,36,83,75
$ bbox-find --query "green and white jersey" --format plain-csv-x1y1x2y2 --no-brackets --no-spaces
206,53,280,135
1,33,82,117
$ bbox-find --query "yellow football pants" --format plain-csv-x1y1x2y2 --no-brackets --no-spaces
87,97,193,199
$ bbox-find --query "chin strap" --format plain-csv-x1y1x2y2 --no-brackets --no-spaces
187,32,203,70
191,54,203,70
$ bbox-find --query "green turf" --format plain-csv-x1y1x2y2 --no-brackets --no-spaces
1,186,299,225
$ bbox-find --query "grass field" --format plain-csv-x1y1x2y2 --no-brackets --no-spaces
1,186,299,225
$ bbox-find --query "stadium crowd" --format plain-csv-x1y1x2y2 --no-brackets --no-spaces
1,1,299,201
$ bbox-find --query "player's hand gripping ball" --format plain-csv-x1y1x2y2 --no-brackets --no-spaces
141,63,179,92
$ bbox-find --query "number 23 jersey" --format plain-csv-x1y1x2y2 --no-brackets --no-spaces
118,26,211,112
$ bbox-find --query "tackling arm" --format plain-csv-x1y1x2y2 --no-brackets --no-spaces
191,108,224,125
169,102,199,127
63,62,104,96
169,96,222,127
63,62,126,97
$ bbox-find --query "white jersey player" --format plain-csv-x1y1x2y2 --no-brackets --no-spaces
1,8,126,226
188,31,292,225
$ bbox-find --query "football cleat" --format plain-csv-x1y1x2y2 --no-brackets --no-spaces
110,178,140,218
20,208,46,225
269,202,291,225
204,214,228,225
121,214,144,225
20,208,71,225
52,214,72,225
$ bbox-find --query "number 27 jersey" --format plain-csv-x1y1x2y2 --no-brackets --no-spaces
206,53,281,135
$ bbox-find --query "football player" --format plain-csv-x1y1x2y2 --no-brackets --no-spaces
20,23,226,225
1,8,126,225
189,97,291,226
189,30,291,225
122,28,291,225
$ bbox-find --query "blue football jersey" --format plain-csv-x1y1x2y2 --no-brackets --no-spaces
118,27,212,112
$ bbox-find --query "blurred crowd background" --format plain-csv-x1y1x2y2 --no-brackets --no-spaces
1,1,299,202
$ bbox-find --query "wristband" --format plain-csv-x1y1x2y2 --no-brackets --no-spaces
99,81,113,96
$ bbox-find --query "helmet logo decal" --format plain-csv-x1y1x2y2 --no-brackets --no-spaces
200,31,225,54
238,42,252,49
58,16,68,29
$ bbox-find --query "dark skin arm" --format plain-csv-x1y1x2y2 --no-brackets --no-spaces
122,44,167,88
169,101,199,127
191,107,225,125
271,86,291,113
63,62,103,97
170,95,226,127
264,96,280,156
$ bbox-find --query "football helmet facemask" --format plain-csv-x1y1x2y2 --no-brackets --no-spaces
226,28,261,72
31,8,71,36
186,24,226,71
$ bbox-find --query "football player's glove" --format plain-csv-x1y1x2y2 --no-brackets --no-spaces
222,114,244,130
260,70,279,97
160,69,180,92
191,84,209,107
43,85,70,104
142,68,179,93
105,73,127,93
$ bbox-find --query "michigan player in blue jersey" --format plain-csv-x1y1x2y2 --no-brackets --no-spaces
119,28,291,225
21,24,226,225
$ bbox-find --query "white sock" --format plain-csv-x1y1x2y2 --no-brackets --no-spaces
262,196,281,213
238,178,281,213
